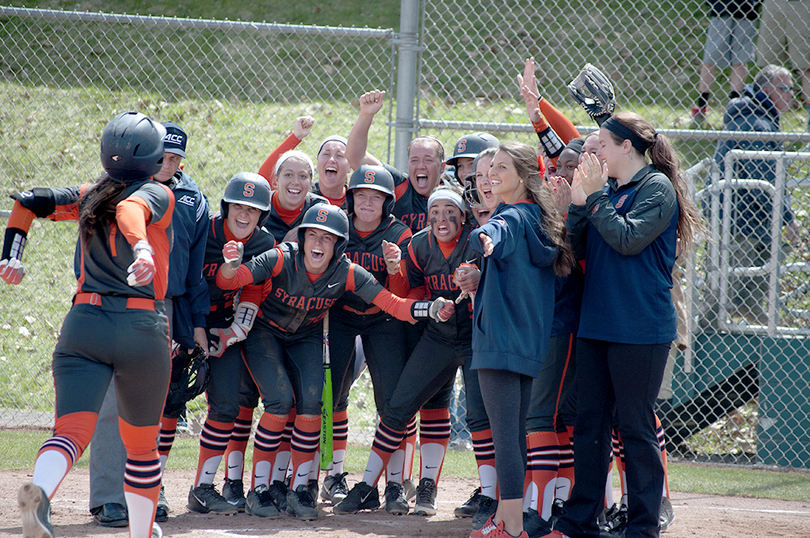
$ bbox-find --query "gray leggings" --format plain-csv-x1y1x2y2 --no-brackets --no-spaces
477,368,533,500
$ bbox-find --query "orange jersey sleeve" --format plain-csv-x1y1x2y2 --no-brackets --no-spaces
538,98,581,144
115,197,151,246
258,132,303,188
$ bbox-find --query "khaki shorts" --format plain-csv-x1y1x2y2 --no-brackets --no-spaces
757,0,810,71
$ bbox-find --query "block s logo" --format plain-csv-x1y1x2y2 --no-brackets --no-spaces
242,183,255,198
316,208,329,222
364,170,376,183
456,139,467,153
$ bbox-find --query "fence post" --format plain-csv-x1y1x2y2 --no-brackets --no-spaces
393,0,421,171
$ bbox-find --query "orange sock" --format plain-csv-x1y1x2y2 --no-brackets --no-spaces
157,416,178,460
471,428,497,500
402,416,417,482
120,419,162,538
656,414,670,498
526,430,559,518
362,419,406,487
224,406,253,480
555,425,575,500
330,409,349,474
289,414,321,491
194,419,233,486
418,408,450,484
251,412,287,489
612,430,627,500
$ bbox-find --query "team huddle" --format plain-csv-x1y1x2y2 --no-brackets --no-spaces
2,60,701,538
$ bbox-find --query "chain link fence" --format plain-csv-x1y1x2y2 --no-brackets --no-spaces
3,1,810,470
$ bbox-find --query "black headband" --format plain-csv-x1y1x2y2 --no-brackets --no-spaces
602,117,654,154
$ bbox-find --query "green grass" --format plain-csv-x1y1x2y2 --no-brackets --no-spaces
4,428,810,501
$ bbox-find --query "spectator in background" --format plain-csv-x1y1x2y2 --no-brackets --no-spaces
691,0,761,128
756,0,810,131
713,64,800,324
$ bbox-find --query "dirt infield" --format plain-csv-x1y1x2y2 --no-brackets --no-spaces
2,468,810,538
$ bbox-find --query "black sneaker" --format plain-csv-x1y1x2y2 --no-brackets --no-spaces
267,480,289,513
155,485,169,522
523,507,552,538
383,481,409,515
659,496,675,531
222,478,246,512
333,482,381,514
550,497,565,528
472,493,498,529
600,503,627,537
454,487,481,518
18,483,54,538
320,472,350,503
286,484,319,520
413,477,437,516
246,484,280,518
307,479,319,503
187,483,238,514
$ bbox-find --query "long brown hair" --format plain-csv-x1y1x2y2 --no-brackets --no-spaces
604,112,703,254
496,142,574,277
78,173,127,244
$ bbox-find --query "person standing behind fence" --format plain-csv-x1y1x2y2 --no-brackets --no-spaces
690,0,761,128
756,0,810,131
3,112,172,538
87,121,210,528
543,112,701,538
712,64,800,324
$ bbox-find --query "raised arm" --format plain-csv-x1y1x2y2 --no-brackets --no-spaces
346,90,386,169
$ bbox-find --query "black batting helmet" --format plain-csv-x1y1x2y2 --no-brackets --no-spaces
100,112,166,183
163,344,209,417
221,172,273,226
298,203,350,259
446,132,500,168
346,165,396,217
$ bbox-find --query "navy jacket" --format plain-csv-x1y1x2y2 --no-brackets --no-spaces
569,165,678,345
713,84,793,240
164,170,210,349
470,201,558,378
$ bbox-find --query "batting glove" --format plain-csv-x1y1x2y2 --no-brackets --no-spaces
0,258,25,285
429,297,455,322
208,325,248,358
126,240,156,287
223,240,244,270
0,227,28,285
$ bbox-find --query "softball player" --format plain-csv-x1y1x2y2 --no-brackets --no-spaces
546,113,701,538
334,187,479,517
221,145,328,503
320,165,413,504
89,121,210,527
312,135,351,209
183,173,276,515
347,90,445,233
215,203,453,520
446,132,500,187
5,112,172,538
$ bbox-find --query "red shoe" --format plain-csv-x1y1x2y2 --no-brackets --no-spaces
469,514,531,538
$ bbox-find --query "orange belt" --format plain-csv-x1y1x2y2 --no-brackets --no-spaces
342,304,381,316
73,292,156,311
